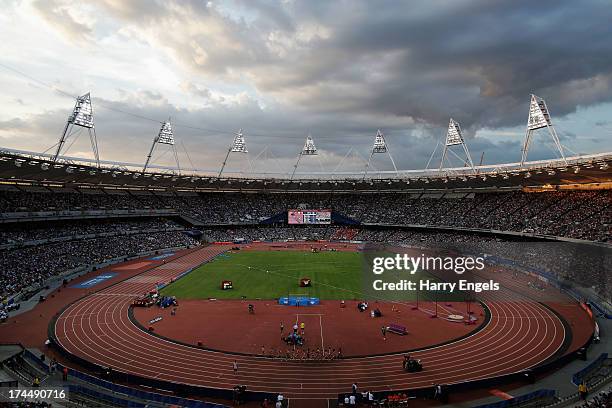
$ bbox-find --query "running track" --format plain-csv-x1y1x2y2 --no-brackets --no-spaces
53,245,568,400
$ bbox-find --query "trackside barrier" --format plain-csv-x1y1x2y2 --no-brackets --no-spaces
22,349,49,371
588,302,612,319
335,340,591,403
23,351,228,408
68,384,146,408
572,353,609,385
471,389,556,408
64,368,229,408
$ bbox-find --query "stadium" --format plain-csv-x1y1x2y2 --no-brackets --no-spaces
0,2,611,408
0,90,610,407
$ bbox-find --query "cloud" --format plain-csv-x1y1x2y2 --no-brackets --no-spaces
0,118,27,131
180,81,212,99
1,0,611,171
31,0,93,44
71,0,612,132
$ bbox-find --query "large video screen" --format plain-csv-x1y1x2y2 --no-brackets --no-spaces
288,209,331,224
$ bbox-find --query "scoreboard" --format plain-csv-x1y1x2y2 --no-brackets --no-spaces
288,209,331,224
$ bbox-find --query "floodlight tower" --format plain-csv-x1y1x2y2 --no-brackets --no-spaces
218,129,248,177
439,118,475,173
53,92,100,168
291,134,317,180
143,119,180,174
363,129,398,179
520,94,566,167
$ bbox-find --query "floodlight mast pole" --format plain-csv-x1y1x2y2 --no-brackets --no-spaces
143,118,177,174
53,92,99,168
461,141,475,169
143,137,158,173
521,94,566,168
291,152,302,180
438,143,449,172
89,98,100,169
218,129,247,178
387,149,399,175
439,118,475,174
173,146,181,175
363,151,374,180
218,148,232,178
53,122,71,164
426,139,440,169
291,134,317,181
363,129,396,180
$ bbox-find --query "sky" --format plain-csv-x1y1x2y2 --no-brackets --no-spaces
0,0,611,176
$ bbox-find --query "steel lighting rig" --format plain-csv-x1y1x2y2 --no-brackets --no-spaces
143,119,180,174
363,129,398,179
218,129,248,177
439,118,475,173
291,134,318,180
521,94,566,168
53,93,100,168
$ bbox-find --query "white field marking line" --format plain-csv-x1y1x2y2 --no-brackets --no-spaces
468,301,563,382
58,278,564,392
295,313,325,351
56,312,96,319
319,315,324,351
61,286,498,378
77,300,540,392
57,247,560,384
67,268,498,372
55,248,228,368
233,262,427,311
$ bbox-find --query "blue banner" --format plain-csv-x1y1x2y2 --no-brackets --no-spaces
71,273,118,288
148,253,174,261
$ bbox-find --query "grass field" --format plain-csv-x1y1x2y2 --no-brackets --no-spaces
161,250,364,300
161,250,461,301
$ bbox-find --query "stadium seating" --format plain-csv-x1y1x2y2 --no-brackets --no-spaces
0,190,609,241
1,189,610,302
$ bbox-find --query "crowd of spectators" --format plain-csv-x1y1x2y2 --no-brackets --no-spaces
0,218,182,246
577,388,611,408
0,189,609,300
0,230,198,298
1,189,609,241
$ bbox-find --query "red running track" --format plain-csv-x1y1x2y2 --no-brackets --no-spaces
53,245,567,400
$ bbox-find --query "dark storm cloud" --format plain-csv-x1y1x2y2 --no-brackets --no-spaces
6,0,612,170
33,0,612,128
258,0,612,130
96,0,612,132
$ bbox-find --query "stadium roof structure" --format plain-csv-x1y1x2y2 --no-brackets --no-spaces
0,148,610,192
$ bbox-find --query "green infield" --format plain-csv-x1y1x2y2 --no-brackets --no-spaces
160,250,461,301
160,250,364,300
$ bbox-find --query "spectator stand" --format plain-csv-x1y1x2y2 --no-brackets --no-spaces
0,237,195,308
